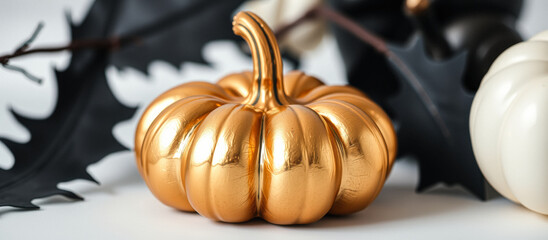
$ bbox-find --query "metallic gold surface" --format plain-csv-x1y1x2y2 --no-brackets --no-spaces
135,11,397,225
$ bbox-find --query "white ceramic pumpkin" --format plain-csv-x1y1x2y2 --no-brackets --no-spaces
470,31,548,214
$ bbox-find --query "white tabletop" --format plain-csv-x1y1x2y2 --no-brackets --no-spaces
3,154,548,239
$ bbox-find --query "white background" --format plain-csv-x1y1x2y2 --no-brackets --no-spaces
1,0,548,239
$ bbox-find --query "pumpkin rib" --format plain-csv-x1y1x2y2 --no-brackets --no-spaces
204,105,236,221
208,104,244,221
318,114,349,213
217,72,253,98
259,105,339,224
313,94,397,170
499,79,548,214
292,105,342,223
140,96,216,176
139,96,226,211
296,85,366,104
493,91,522,201
283,71,324,98
182,103,228,219
184,103,237,220
289,106,309,224
186,104,260,222
135,82,236,161
261,106,308,224
185,104,263,222
177,120,201,209
497,77,548,204
255,114,265,218
335,99,389,178
306,99,388,215
334,100,388,209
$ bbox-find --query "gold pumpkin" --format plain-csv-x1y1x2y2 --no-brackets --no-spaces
135,11,396,225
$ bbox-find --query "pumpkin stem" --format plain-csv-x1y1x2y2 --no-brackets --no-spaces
233,11,289,110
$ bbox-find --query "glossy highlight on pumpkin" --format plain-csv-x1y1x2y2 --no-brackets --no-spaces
135,11,397,225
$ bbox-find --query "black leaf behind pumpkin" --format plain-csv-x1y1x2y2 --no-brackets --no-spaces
386,36,487,199
0,0,134,208
109,0,245,73
330,0,522,200
327,0,413,110
0,0,245,209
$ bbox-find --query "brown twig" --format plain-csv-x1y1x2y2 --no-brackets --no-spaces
3,4,390,78
1,22,47,83
0,0,223,65
1,3,450,140
0,38,124,66
274,4,451,141
317,5,450,140
315,6,389,54
0,24,131,84
0,0,220,83
14,22,44,55
274,5,389,55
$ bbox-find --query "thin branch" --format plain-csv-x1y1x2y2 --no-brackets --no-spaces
287,5,451,141
15,22,44,54
2,64,42,84
0,22,120,84
2,3,412,90
1,38,122,64
1,22,46,83
316,6,389,54
274,5,389,55
0,0,222,83
0,0,223,64
2,3,390,70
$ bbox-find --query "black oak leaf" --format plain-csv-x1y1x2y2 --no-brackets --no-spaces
0,0,245,209
329,0,521,200
327,0,413,110
386,35,488,199
0,0,134,209
109,0,246,73
329,0,522,110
